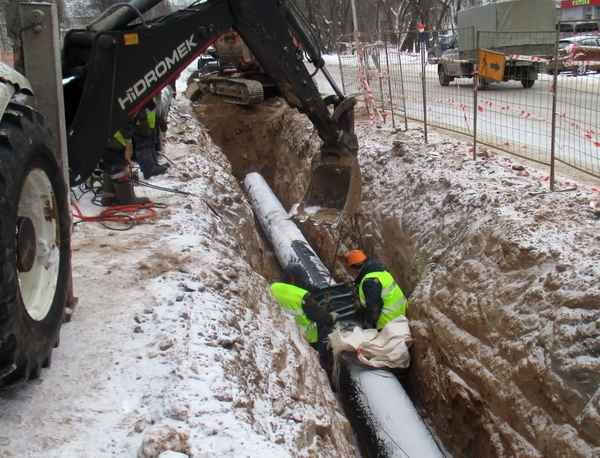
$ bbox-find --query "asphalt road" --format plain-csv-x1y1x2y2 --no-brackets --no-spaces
328,55,600,178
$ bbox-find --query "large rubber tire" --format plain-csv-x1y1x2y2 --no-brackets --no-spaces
0,103,70,388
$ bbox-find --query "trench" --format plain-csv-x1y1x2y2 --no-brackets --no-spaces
191,95,442,456
190,95,361,283
189,92,600,458
190,95,322,280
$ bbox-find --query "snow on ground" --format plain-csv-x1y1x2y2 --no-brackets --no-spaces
1,58,599,458
0,74,353,457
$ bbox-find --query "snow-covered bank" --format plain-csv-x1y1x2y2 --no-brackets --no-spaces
0,86,354,457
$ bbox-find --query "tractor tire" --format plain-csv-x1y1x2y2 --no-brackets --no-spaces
0,103,70,389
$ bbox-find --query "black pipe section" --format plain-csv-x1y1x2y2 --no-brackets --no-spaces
244,173,444,458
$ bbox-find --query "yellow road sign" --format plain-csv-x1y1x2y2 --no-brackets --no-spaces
478,49,505,82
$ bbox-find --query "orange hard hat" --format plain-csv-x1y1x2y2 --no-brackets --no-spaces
347,250,367,267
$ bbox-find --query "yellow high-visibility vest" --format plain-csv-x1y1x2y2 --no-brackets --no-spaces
359,271,407,330
270,282,318,343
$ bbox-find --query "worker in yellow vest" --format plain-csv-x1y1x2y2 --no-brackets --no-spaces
101,119,150,206
270,263,338,348
133,101,170,180
347,250,407,330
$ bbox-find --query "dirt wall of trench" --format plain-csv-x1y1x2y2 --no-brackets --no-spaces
192,95,600,458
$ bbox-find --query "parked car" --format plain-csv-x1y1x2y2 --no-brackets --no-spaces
428,34,457,64
547,35,600,75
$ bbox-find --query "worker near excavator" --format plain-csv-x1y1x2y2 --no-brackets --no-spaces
101,119,150,206
133,100,170,180
347,250,407,330
270,262,339,352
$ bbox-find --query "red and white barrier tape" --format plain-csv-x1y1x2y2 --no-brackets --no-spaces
562,60,600,67
556,112,600,147
507,54,551,63
356,49,387,125
478,100,547,123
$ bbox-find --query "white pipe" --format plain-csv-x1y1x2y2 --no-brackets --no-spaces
243,172,334,288
244,172,444,457
346,366,444,457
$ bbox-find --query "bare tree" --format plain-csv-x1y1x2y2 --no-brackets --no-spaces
292,0,354,53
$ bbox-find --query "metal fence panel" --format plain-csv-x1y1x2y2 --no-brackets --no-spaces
473,30,556,166
337,28,600,183
554,68,600,177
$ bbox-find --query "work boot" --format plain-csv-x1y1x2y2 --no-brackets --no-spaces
100,172,120,206
143,163,170,180
111,171,150,205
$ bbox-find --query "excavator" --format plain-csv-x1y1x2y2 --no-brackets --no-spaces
188,26,311,105
0,0,361,388
189,28,275,105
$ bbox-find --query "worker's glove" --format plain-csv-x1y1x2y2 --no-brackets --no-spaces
159,119,168,133
329,312,340,323
140,118,152,136
124,139,133,161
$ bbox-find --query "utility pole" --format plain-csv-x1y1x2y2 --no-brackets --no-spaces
350,0,358,41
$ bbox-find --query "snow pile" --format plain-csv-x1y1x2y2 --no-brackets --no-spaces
0,86,353,457
2,59,599,458
322,125,600,457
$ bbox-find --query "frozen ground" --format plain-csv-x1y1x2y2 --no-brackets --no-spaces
1,61,599,457
0,75,353,458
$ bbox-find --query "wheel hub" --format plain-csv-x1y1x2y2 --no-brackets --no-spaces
16,216,36,273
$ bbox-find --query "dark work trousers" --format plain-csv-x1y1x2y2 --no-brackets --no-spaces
133,133,159,175
103,146,128,175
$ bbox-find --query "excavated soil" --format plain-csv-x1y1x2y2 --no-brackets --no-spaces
191,94,600,458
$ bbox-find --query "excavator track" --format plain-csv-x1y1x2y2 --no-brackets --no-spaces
200,75,264,105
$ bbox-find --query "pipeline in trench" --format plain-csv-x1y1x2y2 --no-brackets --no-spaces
243,172,444,457
191,95,448,456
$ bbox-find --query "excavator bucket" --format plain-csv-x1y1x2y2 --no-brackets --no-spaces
290,152,362,227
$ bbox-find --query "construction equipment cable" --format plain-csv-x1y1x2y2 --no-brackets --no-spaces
72,199,159,231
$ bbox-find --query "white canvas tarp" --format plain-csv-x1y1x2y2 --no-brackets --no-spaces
328,316,413,369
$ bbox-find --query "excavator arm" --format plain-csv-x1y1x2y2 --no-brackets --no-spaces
63,0,360,224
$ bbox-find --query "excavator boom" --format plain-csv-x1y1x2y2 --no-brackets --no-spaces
63,0,361,224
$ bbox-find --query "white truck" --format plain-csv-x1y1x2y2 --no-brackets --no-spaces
437,0,556,89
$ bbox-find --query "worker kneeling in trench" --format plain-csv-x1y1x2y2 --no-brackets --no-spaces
347,249,407,330
270,263,339,363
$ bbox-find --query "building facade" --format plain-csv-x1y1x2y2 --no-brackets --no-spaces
557,0,600,21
